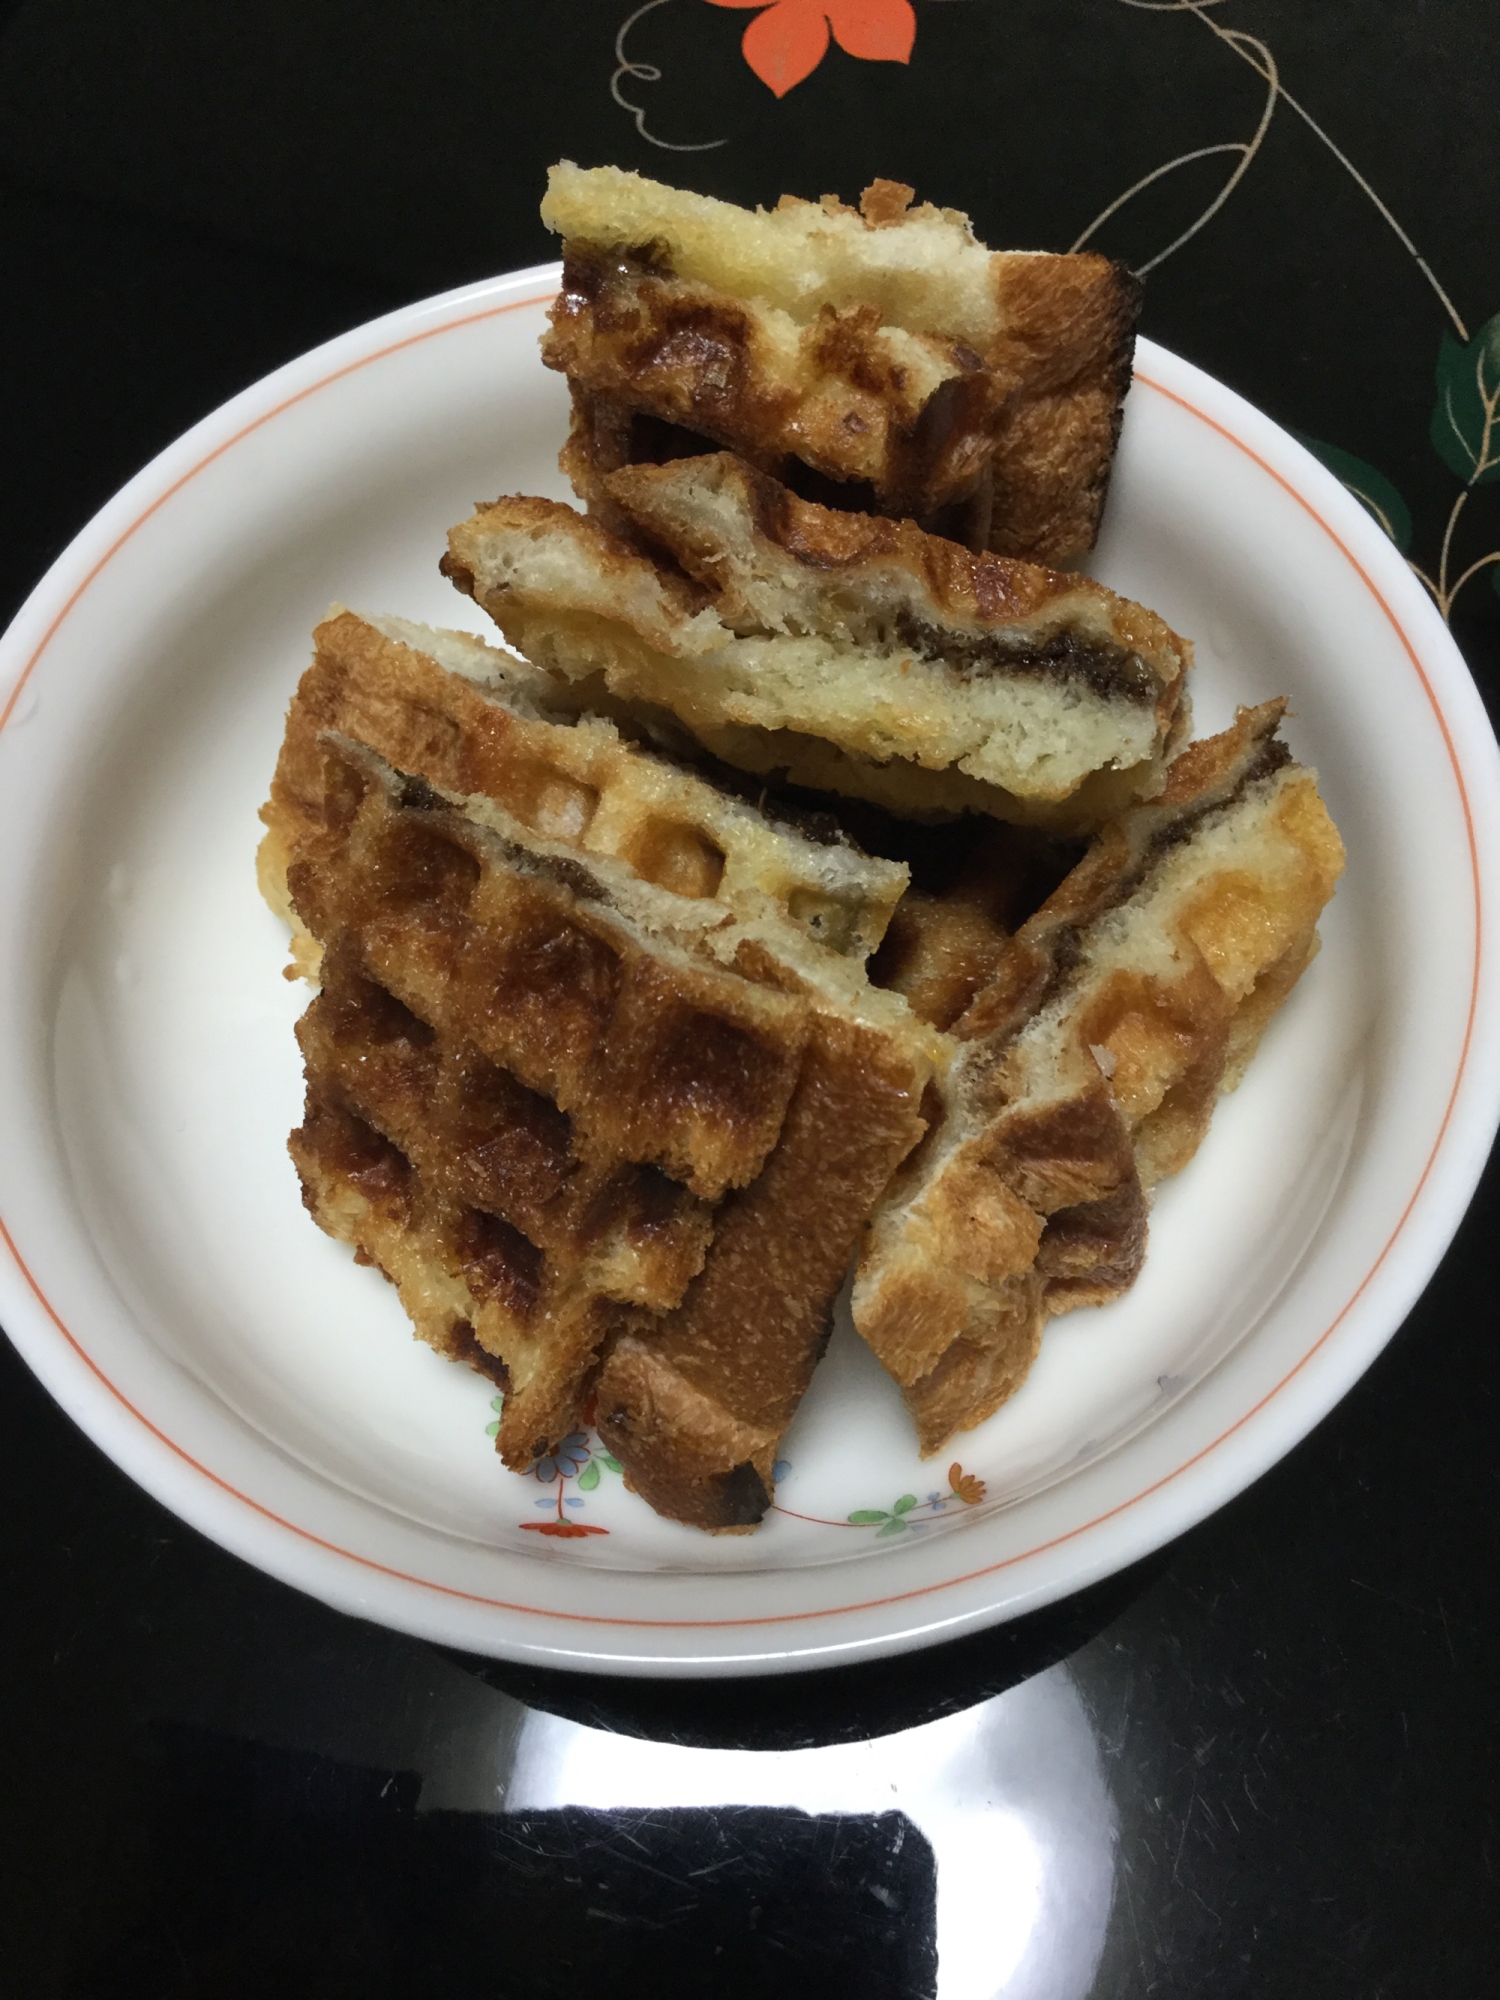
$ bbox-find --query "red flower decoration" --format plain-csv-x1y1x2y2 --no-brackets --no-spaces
948,1463,986,1506
522,1518,610,1538
706,0,916,99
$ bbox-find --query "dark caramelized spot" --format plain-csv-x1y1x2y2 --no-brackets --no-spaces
453,1208,543,1321
1038,1178,1148,1297
318,747,374,833
437,550,476,595
373,817,481,914
450,1052,573,1213
711,1460,772,1528
295,1095,414,1211
446,1319,512,1390
615,1162,700,1248
319,959,437,1050
660,1012,787,1125
496,908,624,1023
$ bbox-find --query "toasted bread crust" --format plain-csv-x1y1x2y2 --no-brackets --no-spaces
265,608,909,965
540,165,1140,561
261,609,937,1503
853,704,1346,1453
444,464,1190,827
595,1010,928,1531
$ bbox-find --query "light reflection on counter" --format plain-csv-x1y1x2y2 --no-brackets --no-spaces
503,1662,1116,2000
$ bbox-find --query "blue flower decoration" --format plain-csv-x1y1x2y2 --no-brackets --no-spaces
531,1432,591,1482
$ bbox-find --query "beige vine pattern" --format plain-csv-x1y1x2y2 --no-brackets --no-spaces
1076,1,1499,625
611,0,729,150
606,0,1499,624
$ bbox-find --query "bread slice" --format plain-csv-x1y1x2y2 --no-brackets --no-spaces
851,702,1347,1453
260,610,935,1520
442,457,1191,832
540,164,1140,562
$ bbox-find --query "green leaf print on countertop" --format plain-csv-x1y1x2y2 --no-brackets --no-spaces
1295,434,1413,551
1430,314,1500,487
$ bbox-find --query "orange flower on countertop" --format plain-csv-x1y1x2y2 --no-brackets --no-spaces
948,1462,985,1505
705,0,916,99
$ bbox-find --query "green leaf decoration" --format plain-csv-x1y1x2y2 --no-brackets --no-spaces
598,1452,622,1475
1430,314,1500,487
577,1459,601,1491
877,1517,908,1537
892,1493,919,1515
848,1509,890,1525
484,1420,500,1438
1295,433,1413,550
490,1395,505,1412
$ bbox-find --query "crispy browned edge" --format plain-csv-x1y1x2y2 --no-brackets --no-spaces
854,703,1346,1453
541,182,1140,561
261,613,931,1521
594,1006,928,1531
600,451,1187,734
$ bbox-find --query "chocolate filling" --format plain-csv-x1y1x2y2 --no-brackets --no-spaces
893,610,1160,704
983,730,1294,1041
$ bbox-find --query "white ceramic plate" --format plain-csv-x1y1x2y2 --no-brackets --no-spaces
2,267,1498,1676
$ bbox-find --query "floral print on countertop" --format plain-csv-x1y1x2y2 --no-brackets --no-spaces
610,1,1500,643
1299,311,1500,623
704,0,916,99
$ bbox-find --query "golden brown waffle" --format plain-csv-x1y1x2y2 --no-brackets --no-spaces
852,703,1347,1453
258,608,909,977
442,457,1192,832
261,611,937,1519
540,165,1140,563
595,1006,927,1530
868,821,1084,1032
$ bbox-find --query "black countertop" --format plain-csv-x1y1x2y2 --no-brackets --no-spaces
2,4,1497,1993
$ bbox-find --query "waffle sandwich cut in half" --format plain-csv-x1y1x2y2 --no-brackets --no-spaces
442,453,1192,833
260,609,938,1528
852,702,1346,1453
541,164,1140,563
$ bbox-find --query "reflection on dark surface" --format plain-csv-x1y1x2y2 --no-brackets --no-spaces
61,1668,1116,2000
447,1555,1163,1751
502,1669,1116,2000
71,1728,939,1998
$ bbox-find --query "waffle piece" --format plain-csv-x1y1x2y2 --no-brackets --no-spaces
274,737,815,1460
595,1008,927,1531
868,821,1084,1031
852,702,1347,1453
290,1077,635,1469
442,459,1191,832
259,608,909,977
540,164,1140,563
262,612,937,1512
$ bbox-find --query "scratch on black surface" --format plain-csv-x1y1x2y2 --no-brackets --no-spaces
1171,1786,1196,1885
1119,1862,1150,1987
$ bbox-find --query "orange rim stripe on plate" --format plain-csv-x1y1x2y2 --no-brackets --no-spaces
0,330,1483,1631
